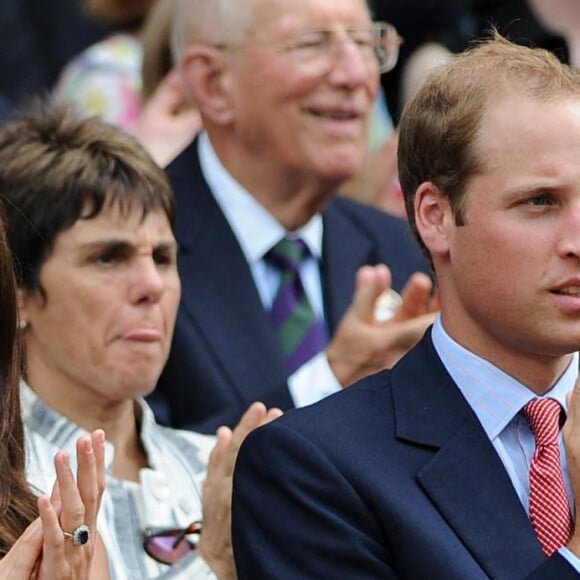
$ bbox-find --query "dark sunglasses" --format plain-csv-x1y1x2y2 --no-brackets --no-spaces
142,521,202,565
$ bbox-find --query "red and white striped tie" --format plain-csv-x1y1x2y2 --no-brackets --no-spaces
523,398,573,556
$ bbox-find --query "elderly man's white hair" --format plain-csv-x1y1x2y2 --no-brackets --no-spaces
171,0,257,63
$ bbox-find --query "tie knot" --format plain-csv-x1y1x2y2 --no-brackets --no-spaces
266,237,309,272
523,398,562,447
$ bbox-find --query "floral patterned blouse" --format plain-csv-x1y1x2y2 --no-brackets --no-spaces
54,33,143,129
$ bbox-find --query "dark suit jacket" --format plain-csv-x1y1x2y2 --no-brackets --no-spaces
0,96,12,124
232,331,578,579
149,139,429,433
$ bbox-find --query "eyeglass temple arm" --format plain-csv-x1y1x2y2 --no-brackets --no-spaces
171,521,203,549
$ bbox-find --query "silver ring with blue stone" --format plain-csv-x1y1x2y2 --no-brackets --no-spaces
63,524,90,546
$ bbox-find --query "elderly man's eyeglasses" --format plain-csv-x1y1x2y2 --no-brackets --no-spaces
142,521,202,565
215,21,402,76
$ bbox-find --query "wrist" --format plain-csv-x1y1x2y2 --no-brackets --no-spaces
326,348,359,388
198,539,236,580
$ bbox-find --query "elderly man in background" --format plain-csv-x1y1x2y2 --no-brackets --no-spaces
150,0,436,433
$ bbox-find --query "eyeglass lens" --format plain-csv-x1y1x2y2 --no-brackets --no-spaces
143,522,201,566
145,534,194,565
285,22,400,75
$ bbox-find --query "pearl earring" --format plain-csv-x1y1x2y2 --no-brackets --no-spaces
18,318,28,330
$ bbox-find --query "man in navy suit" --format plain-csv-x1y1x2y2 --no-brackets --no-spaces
150,0,435,433
232,33,580,577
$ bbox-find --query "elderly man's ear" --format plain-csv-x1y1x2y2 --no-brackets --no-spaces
179,46,236,125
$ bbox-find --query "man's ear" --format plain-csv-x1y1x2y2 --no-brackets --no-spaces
179,45,235,125
414,181,454,257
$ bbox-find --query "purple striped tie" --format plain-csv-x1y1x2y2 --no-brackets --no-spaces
265,238,327,375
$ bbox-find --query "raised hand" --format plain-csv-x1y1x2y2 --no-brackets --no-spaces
327,264,439,387
199,403,283,579
0,430,108,580
131,69,202,167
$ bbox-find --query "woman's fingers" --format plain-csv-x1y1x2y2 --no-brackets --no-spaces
37,494,68,573
40,431,107,578
52,449,86,543
0,432,107,580
0,517,43,578
76,430,105,528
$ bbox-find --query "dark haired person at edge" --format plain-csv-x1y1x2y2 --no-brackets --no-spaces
0,209,108,578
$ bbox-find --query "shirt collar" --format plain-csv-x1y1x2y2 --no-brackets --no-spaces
431,315,578,441
20,380,160,473
198,131,323,264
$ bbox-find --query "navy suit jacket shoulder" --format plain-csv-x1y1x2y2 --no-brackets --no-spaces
232,332,578,579
150,138,429,433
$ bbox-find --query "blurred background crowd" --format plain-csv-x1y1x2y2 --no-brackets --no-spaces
0,0,568,120
0,0,572,219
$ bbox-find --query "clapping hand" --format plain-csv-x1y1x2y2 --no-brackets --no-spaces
199,403,283,580
0,430,108,579
327,264,439,387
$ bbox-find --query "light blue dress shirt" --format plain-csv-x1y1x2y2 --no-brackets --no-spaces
197,133,342,406
431,315,580,569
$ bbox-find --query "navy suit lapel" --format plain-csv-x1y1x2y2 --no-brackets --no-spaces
392,334,547,579
322,199,376,332
168,141,288,401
